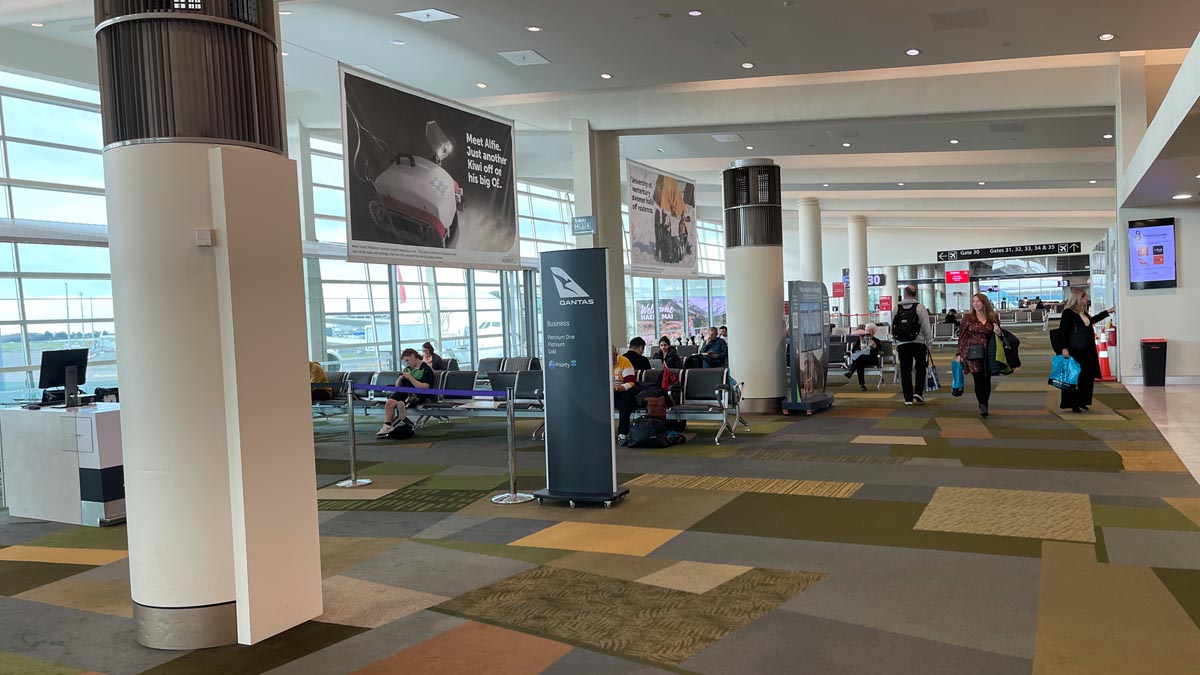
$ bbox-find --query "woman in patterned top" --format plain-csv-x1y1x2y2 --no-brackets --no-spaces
955,293,1003,418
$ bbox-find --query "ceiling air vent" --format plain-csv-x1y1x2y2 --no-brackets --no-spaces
929,8,989,31
712,133,744,143
396,8,460,22
988,122,1028,133
498,50,550,66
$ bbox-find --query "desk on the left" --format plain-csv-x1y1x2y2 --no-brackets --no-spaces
0,403,124,526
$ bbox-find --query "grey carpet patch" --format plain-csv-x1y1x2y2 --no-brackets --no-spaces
343,540,535,597
1101,527,1200,570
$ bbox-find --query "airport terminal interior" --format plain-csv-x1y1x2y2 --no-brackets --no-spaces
1,1,1200,674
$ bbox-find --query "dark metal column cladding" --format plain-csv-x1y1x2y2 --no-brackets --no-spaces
722,158,782,248
94,0,283,153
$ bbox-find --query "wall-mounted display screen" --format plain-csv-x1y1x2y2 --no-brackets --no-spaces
1128,218,1177,290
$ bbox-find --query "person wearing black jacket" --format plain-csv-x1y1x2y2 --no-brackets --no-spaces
1057,287,1114,413
623,337,653,371
652,336,683,369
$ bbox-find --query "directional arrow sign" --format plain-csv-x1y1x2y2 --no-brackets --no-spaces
935,242,1081,262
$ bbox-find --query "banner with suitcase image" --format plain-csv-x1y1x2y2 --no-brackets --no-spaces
626,160,700,278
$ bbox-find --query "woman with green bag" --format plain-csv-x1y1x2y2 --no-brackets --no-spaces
955,293,1003,418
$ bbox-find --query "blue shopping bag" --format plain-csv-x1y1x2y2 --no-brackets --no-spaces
926,364,941,392
951,360,965,397
1049,355,1081,391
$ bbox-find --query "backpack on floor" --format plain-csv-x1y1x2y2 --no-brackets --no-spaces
627,418,669,448
892,303,922,342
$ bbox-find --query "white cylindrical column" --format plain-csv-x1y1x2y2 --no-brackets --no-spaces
724,159,785,412
884,265,899,304
106,144,239,645
919,264,936,311
796,197,823,282
847,215,869,323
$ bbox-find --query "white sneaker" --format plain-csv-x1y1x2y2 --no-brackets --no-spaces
376,423,393,437
904,401,913,406
913,394,925,404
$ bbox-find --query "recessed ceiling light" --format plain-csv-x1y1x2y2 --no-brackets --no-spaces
897,182,905,186
1195,174,1200,179
823,183,830,187
978,181,986,185
391,40,406,46
1103,133,1114,140
30,22,43,27
949,139,960,144
745,145,754,150
741,62,755,69
281,51,289,56
1098,33,1115,41
600,72,612,79
842,142,852,148
906,48,921,56
1172,193,1192,200
476,82,488,89
526,25,542,32
1088,180,1097,184
689,10,703,16
657,148,664,152
278,10,292,16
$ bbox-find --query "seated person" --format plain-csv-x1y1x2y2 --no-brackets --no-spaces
653,335,683,369
719,325,728,341
421,341,446,370
612,346,637,445
624,336,653,371
310,361,332,402
843,324,881,391
1035,298,1045,310
377,348,435,437
944,308,959,325
699,327,727,368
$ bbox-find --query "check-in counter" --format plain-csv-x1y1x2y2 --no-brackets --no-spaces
0,403,124,526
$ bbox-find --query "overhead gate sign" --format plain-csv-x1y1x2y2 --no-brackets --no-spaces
936,242,1081,262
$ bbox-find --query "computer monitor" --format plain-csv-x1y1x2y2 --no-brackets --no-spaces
38,348,89,389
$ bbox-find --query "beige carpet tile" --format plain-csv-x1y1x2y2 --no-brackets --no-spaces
1032,542,1200,675
319,536,405,579
623,473,862,498
16,577,132,617
936,418,993,440
457,486,739,531
318,575,446,628
852,435,928,446
636,561,751,594
510,522,682,557
350,620,571,674
0,546,127,566
313,487,400,501
1104,439,1175,453
547,551,678,581
736,449,910,465
1165,498,1200,529
915,487,1095,543
1115,449,1189,473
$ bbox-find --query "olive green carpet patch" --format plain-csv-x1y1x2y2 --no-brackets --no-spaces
417,538,572,565
137,621,367,675
1153,568,1200,629
24,525,128,551
1092,505,1200,532
435,565,822,666
689,492,1042,557
0,560,96,596
319,488,489,512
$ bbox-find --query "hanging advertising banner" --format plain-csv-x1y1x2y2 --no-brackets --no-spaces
946,270,971,284
535,248,628,506
784,281,834,415
832,282,845,298
626,160,700,278
340,66,520,269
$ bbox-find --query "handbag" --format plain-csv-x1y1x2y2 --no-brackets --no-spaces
966,344,986,360
1049,355,1081,391
951,361,964,397
1068,327,1094,355
926,364,941,392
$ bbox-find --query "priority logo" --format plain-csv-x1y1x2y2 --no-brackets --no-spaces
550,267,594,305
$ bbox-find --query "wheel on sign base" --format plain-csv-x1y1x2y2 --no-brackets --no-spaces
603,500,613,509
536,497,543,505
568,500,577,509
619,494,627,501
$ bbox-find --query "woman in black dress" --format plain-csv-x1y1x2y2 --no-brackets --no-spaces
1058,288,1115,413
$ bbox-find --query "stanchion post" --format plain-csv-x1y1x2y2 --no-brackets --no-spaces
492,385,534,504
337,390,372,488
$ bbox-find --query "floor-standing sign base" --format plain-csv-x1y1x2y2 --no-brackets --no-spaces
534,248,628,508
783,281,835,416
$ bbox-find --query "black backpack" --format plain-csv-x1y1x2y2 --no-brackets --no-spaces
892,304,922,342
627,418,669,448
383,419,415,440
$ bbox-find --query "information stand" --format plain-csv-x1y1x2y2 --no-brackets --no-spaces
532,248,629,508
784,281,835,416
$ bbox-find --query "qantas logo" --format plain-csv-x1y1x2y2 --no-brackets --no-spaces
550,266,594,305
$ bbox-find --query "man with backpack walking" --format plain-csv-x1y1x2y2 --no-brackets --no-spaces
892,285,934,405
